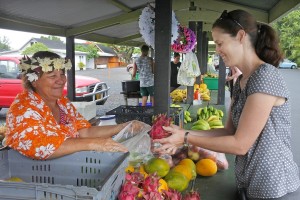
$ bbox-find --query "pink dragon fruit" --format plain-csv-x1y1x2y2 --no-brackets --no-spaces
162,189,182,200
150,114,173,139
118,181,140,200
125,172,144,185
143,173,160,193
183,191,201,200
142,191,163,200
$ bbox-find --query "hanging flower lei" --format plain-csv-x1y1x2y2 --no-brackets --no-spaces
19,56,72,82
171,25,197,53
138,3,179,49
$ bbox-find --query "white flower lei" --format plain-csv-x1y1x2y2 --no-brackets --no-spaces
139,4,179,49
19,56,72,82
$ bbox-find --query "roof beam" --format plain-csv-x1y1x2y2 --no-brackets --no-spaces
115,34,141,44
0,15,65,36
109,0,132,12
66,9,141,37
77,33,116,44
269,0,300,23
173,0,268,23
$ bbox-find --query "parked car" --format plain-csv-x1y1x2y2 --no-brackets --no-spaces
279,59,298,69
0,56,110,110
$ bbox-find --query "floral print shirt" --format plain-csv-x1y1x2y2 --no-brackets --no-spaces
6,90,91,160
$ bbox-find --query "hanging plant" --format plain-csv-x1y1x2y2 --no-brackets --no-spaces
138,3,179,49
171,25,197,53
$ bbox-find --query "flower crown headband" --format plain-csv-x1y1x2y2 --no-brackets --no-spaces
18,56,72,82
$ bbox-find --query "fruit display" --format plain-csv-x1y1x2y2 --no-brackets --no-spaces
170,89,187,102
195,83,211,101
203,72,218,78
184,110,192,124
196,105,224,122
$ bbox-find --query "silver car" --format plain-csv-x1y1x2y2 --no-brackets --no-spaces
279,59,298,69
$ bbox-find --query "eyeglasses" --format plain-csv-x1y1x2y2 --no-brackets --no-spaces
219,10,244,30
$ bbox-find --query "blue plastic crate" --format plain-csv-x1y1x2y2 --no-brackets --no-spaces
0,149,128,200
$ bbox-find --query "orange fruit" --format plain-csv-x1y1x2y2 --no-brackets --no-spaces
164,171,189,192
172,164,193,181
144,157,170,178
196,158,218,177
178,158,197,180
158,178,168,193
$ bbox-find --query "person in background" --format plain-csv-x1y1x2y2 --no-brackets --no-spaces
226,66,242,98
170,52,181,92
154,9,300,199
5,51,143,160
132,45,154,106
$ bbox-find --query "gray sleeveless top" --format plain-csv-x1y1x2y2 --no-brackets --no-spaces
135,56,154,87
231,63,300,198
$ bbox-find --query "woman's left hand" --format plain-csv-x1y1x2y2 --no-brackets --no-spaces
153,124,185,155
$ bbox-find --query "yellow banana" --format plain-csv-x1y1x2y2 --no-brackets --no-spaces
207,115,219,122
210,125,224,129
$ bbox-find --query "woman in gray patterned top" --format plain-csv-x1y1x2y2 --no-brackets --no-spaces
154,9,300,199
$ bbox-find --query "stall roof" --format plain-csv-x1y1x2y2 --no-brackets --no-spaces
1,0,299,46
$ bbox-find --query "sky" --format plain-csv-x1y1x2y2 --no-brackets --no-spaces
0,28,85,50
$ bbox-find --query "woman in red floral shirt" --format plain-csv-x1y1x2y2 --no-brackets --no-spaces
6,51,136,160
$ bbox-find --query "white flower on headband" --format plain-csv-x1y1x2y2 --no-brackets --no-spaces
26,73,39,82
19,56,73,73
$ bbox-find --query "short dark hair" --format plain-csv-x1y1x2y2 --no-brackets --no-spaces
174,52,180,58
141,45,149,52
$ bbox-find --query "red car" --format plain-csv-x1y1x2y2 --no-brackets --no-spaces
0,56,110,110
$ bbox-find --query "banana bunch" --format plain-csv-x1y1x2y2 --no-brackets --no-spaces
184,110,192,124
201,93,211,101
197,106,224,121
191,119,210,130
191,114,224,130
170,89,187,102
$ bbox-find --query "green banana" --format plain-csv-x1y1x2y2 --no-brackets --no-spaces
191,124,211,130
218,110,224,118
207,115,219,122
208,120,223,127
197,108,203,115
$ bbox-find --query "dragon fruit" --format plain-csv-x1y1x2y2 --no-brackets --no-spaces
183,191,201,200
150,114,173,139
125,172,144,185
143,173,160,193
142,191,163,200
162,189,182,200
118,181,140,200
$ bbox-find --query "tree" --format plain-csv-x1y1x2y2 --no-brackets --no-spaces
103,44,139,64
75,43,98,60
0,36,11,51
272,8,300,65
22,42,50,55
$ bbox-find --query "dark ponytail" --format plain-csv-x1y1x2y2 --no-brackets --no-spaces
213,10,283,67
255,23,283,67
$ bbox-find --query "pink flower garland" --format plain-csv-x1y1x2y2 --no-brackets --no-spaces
171,26,196,53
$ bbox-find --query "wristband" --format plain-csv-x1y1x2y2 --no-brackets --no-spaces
183,132,189,147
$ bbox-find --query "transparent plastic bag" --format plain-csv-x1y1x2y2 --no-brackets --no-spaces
121,131,153,166
112,121,151,143
177,52,201,86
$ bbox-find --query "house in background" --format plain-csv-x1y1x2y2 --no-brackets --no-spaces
80,43,123,69
0,38,122,70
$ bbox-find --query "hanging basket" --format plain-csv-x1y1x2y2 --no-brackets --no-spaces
171,25,197,53
138,4,179,49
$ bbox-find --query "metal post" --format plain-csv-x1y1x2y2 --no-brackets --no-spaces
154,0,172,115
66,36,75,101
